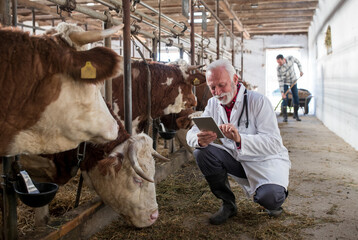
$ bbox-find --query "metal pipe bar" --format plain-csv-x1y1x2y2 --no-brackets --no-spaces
231,19,234,66
32,8,35,34
2,156,18,240
17,22,46,31
107,0,183,36
11,0,17,26
47,0,182,50
104,16,113,108
190,0,195,65
215,0,219,59
137,0,213,45
199,0,233,37
138,1,185,31
158,0,161,61
94,0,116,9
132,35,152,55
241,31,244,80
122,0,132,134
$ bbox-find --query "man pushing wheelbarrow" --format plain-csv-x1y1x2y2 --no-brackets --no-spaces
275,54,304,122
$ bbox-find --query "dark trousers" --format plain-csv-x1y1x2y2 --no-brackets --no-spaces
282,83,299,106
194,145,287,210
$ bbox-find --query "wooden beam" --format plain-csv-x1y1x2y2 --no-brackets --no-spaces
219,0,250,39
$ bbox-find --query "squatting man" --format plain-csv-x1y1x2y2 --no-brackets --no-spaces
186,59,290,225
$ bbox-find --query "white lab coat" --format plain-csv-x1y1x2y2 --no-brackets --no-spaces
186,84,290,197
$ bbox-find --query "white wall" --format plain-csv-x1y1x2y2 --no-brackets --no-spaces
308,0,358,150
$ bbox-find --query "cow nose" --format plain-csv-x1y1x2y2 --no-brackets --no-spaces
150,210,159,221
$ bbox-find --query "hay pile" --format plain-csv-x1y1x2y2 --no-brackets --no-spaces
1,136,176,238
287,89,311,100
91,159,327,240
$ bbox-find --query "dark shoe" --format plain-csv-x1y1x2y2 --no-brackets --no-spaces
294,105,301,121
205,172,238,225
266,207,283,217
209,202,237,225
282,106,288,122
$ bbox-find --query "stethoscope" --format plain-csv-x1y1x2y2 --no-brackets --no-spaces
237,89,249,128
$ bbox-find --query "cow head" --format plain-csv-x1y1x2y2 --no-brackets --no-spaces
82,133,159,228
112,60,206,133
0,25,124,155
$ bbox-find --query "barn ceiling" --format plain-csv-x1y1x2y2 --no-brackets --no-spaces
15,0,319,40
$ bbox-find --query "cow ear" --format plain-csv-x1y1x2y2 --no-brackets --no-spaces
97,155,123,176
187,73,207,86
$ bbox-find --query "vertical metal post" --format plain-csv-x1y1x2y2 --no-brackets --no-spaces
0,0,11,26
231,20,235,66
200,29,204,65
152,37,158,61
241,31,244,80
2,156,18,240
32,8,35,34
11,0,17,26
123,0,132,134
190,0,195,65
158,0,161,61
104,17,113,108
119,35,123,56
215,0,220,60
151,36,158,149
179,35,183,59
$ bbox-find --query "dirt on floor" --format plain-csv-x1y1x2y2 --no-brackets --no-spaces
90,115,358,240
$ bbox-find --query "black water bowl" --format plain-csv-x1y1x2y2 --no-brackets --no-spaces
159,129,176,140
13,181,59,208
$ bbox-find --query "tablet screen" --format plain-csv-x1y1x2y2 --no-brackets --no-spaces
192,116,225,138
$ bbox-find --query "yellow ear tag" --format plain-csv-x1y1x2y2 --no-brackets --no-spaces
81,61,96,79
193,77,200,85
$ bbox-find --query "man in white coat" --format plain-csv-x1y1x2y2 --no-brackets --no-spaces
186,59,290,225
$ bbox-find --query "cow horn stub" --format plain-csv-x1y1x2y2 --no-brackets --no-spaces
152,150,171,162
187,64,205,72
128,144,154,183
69,24,124,46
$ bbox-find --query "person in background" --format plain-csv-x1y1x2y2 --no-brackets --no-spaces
186,59,290,225
276,54,304,122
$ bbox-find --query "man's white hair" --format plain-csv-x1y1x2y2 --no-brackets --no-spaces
206,59,235,82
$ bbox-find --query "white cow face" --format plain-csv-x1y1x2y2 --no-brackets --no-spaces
82,133,158,228
9,74,118,155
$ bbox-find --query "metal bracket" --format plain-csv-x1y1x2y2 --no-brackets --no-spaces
166,39,173,47
131,24,141,35
76,142,87,168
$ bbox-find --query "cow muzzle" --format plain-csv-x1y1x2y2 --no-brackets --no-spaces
150,209,159,223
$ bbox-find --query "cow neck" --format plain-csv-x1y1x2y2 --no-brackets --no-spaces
80,106,130,172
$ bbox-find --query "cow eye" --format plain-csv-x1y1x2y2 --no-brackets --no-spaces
133,177,143,187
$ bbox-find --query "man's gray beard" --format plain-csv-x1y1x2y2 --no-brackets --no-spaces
214,89,235,105
214,82,237,105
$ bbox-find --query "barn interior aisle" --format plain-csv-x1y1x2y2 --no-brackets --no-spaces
91,115,358,240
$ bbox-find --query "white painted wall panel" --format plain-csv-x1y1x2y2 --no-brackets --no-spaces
309,0,358,150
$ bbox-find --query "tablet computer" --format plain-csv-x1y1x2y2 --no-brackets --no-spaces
192,116,225,138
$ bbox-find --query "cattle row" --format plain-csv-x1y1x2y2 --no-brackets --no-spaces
0,23,210,229
0,23,255,229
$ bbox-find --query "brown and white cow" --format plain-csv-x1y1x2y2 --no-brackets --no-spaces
0,23,124,156
112,60,207,133
18,106,169,228
160,79,258,130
